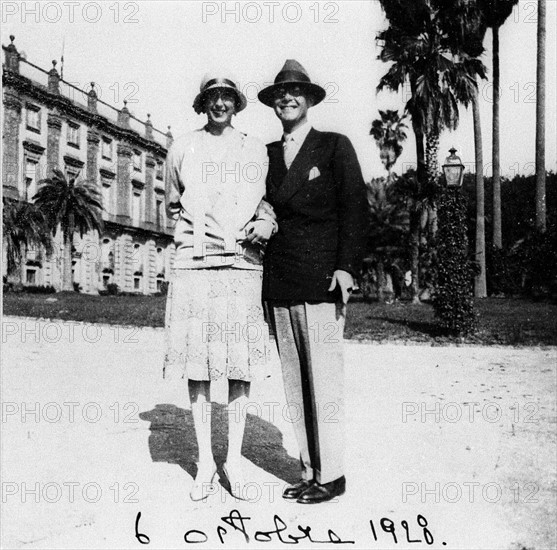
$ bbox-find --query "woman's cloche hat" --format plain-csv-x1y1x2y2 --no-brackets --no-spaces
258,59,326,107
193,70,248,114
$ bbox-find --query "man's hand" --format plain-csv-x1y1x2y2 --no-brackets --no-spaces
243,219,275,245
328,269,356,305
254,198,277,222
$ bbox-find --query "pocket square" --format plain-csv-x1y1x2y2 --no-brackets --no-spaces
308,166,321,180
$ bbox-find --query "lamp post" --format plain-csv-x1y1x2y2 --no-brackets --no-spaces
433,148,477,336
442,148,465,188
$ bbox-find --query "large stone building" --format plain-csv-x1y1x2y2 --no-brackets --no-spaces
2,36,175,294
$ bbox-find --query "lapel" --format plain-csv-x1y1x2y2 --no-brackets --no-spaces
273,128,324,205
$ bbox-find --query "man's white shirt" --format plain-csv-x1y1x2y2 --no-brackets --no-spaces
283,121,313,170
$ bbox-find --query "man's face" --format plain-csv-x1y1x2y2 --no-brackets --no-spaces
272,85,313,128
204,89,237,126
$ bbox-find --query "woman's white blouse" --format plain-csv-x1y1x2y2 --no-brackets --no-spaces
165,127,269,270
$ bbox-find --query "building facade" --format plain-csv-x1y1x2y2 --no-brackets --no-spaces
2,36,176,294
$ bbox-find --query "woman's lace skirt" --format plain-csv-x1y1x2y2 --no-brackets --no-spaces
163,268,271,381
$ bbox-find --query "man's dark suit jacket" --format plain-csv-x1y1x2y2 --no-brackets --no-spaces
263,128,368,302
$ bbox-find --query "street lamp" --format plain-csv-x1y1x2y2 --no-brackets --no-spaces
442,147,465,188
433,148,477,335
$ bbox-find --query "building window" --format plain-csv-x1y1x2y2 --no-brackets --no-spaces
132,191,142,225
25,267,37,284
155,199,163,227
102,137,113,160
132,243,143,293
101,178,113,214
133,150,142,172
67,122,80,148
156,247,165,276
25,159,38,202
26,244,41,262
133,243,143,273
102,184,111,213
156,160,164,180
66,167,80,182
26,104,41,133
101,239,115,271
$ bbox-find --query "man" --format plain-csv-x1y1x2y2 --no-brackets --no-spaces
258,60,368,504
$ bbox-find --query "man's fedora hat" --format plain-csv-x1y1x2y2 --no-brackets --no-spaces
193,71,248,114
258,59,326,107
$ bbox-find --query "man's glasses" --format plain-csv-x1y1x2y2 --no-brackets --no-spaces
272,85,305,100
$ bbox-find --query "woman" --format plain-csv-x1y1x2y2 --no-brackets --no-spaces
163,72,276,501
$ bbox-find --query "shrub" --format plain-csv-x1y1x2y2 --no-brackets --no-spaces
522,227,557,300
159,281,169,296
23,284,56,294
433,187,477,336
106,283,120,295
486,245,523,296
487,225,557,300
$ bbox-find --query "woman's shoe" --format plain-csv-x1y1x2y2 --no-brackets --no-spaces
190,461,218,501
222,461,248,500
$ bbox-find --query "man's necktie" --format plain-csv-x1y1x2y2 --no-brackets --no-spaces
283,135,295,170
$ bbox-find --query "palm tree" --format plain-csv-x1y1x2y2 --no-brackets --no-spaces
370,110,408,184
3,199,53,283
471,86,487,297
34,169,103,291
369,112,408,301
364,177,410,302
480,0,519,248
390,169,424,302
444,0,489,297
377,0,486,301
536,0,546,231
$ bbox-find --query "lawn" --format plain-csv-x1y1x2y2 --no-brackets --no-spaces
3,291,556,346
3,291,167,328
344,296,557,346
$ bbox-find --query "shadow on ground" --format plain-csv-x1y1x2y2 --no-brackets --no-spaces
373,316,446,338
140,404,300,491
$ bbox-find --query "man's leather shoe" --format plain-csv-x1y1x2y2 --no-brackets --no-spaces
282,479,313,500
297,476,346,504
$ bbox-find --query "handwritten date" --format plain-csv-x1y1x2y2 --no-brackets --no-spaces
134,509,443,546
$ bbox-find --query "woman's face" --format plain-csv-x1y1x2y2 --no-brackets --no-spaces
204,89,237,127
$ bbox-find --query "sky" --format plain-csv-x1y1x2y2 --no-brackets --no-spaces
2,0,556,181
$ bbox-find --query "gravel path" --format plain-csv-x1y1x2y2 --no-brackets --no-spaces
2,316,556,549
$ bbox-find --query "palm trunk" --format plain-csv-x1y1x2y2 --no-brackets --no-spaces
535,0,546,231
409,208,421,304
418,206,428,298
62,214,74,291
492,24,502,248
428,205,438,237
421,130,440,298
425,131,439,192
420,202,428,247
376,260,386,303
9,242,25,285
425,130,439,239
18,244,25,285
410,80,427,185
410,89,425,303
472,87,487,298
